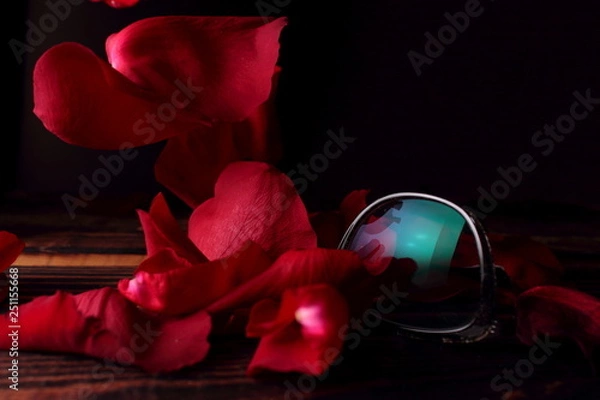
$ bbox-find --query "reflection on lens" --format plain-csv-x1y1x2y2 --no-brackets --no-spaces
343,198,482,332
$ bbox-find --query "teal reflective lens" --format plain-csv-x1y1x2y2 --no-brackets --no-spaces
341,196,483,333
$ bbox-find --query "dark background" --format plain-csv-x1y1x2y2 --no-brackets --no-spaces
3,0,600,215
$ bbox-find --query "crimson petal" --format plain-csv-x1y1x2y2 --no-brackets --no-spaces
0,288,211,373
206,248,362,314
0,231,25,272
118,241,272,316
1,231,24,303
106,16,287,122
489,234,563,291
516,285,600,361
340,189,370,224
310,190,370,249
155,69,282,208
137,193,206,263
33,42,202,149
246,284,349,376
189,162,317,260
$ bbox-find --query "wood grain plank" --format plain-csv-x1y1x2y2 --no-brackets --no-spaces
1,209,600,399
14,254,145,267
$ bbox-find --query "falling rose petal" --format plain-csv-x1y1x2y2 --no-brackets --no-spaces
118,242,272,316
90,0,140,8
0,288,212,373
106,16,287,122
516,286,600,360
206,248,362,314
246,284,349,376
33,42,204,149
0,231,25,272
189,162,317,260
137,193,206,263
310,190,370,248
340,189,370,224
155,69,283,208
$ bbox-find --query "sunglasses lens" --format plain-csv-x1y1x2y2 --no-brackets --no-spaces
342,198,483,332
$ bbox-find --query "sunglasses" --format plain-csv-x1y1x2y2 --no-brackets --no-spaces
338,192,511,344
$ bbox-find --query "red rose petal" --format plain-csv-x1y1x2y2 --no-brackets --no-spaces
490,234,563,291
340,189,370,224
90,0,139,8
450,232,563,291
106,16,287,122
245,298,288,337
0,288,212,373
118,241,272,316
33,42,202,149
154,69,283,208
189,162,317,260
0,231,25,272
246,284,349,376
138,193,206,263
309,211,345,249
516,286,600,360
206,248,362,314
310,190,370,249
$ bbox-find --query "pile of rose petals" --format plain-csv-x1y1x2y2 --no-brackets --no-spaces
2,162,600,375
6,4,599,377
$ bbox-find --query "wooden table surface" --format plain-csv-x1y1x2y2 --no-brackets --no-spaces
1,202,600,400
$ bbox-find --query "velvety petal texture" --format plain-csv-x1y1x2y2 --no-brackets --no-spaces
155,69,282,208
206,249,362,314
106,17,287,122
246,284,349,376
33,42,198,149
310,190,369,248
189,162,317,260
516,286,600,361
0,288,212,373
118,242,272,316
137,193,206,263
33,17,287,150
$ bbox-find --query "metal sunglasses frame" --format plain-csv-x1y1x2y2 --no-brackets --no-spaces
338,192,499,344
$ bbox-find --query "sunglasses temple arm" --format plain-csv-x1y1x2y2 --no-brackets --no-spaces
462,210,515,291
492,264,514,290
